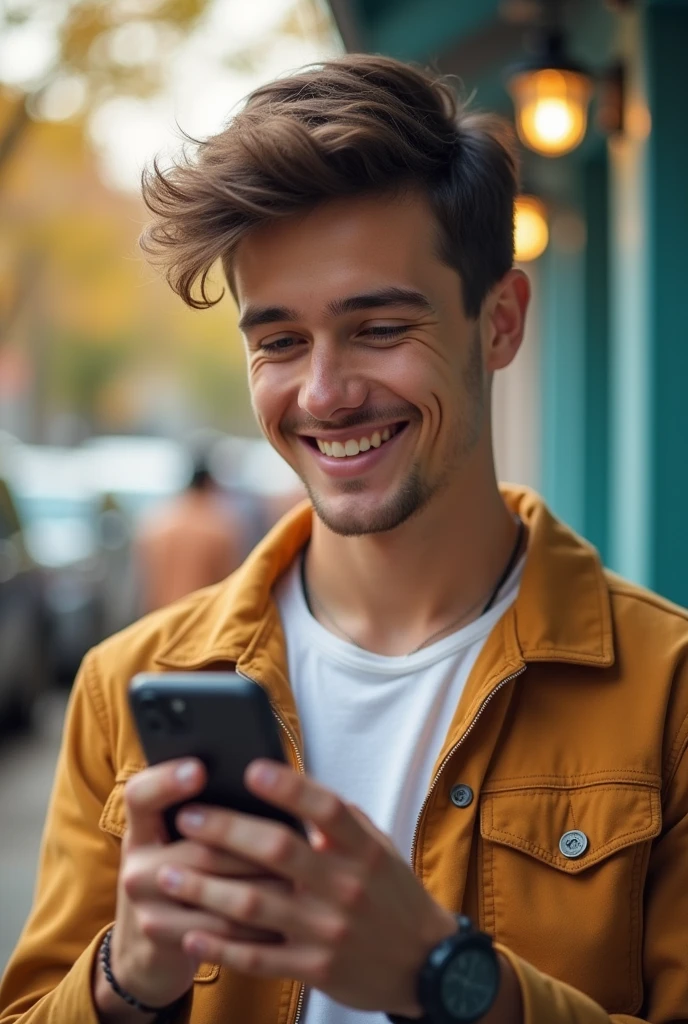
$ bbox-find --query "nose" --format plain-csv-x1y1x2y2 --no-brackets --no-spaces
298,340,368,421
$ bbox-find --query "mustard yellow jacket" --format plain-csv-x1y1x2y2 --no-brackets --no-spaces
2,487,688,1024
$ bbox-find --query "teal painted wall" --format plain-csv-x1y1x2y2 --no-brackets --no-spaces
607,14,652,588
645,4,688,603
583,156,610,564
539,156,610,566
540,215,587,538
358,0,502,62
608,2,688,605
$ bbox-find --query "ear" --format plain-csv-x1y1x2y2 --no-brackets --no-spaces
480,269,530,372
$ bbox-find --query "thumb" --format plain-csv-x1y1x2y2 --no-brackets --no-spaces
124,760,205,848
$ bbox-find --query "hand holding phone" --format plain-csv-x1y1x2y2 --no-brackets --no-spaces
94,673,301,1016
95,754,287,1019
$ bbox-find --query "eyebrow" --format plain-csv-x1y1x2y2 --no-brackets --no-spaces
237,287,435,333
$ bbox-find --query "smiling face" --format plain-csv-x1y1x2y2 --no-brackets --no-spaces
233,191,495,537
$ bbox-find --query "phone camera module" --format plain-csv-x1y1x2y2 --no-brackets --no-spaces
167,696,190,734
144,709,164,731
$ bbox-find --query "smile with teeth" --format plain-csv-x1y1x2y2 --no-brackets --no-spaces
315,426,394,458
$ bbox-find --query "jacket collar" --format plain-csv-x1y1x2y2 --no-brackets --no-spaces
505,486,613,667
154,484,614,675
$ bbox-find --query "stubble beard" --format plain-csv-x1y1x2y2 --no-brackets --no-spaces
306,461,433,537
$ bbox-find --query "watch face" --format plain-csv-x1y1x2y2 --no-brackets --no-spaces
440,947,499,1022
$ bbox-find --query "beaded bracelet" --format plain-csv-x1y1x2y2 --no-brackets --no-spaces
99,927,182,1020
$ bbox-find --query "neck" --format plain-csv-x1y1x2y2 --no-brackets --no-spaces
305,459,520,656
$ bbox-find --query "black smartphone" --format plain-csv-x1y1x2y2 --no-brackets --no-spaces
128,672,304,841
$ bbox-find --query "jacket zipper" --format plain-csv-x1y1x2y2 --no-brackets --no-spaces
236,669,306,1023
410,666,526,867
239,665,524,1024
236,668,305,774
292,982,306,1024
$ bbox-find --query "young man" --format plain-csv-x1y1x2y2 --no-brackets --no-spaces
1,55,687,1024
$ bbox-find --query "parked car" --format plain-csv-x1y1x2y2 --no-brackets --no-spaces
9,445,105,685
81,435,191,520
0,468,48,728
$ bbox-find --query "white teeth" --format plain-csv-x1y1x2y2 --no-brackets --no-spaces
314,428,395,457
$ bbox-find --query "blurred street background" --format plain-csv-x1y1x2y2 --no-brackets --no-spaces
2,0,687,973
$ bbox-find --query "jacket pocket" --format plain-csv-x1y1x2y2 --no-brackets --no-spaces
99,765,220,985
479,782,661,1015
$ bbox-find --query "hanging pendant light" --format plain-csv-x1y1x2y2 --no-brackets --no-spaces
507,29,594,157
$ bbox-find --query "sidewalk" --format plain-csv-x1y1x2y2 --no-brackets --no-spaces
0,693,67,973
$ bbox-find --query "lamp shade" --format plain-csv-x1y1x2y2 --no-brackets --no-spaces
514,195,549,262
508,67,593,156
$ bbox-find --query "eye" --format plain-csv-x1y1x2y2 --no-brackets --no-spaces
260,336,300,355
360,325,411,340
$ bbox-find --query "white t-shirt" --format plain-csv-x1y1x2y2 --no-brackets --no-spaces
274,553,524,1024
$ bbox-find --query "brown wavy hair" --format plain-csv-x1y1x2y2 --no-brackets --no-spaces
140,54,517,318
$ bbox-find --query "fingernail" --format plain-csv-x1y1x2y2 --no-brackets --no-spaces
179,809,206,830
175,762,198,787
249,761,278,788
186,935,209,957
159,866,184,892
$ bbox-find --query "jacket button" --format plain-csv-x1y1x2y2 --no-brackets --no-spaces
450,784,474,808
559,830,588,859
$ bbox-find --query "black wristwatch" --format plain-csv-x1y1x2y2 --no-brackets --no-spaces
388,916,500,1024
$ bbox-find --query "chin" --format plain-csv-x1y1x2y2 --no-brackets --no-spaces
307,470,432,537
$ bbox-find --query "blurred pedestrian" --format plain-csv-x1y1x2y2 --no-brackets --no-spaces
134,454,243,612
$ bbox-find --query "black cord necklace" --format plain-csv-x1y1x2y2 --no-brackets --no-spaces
300,517,525,655
480,517,526,614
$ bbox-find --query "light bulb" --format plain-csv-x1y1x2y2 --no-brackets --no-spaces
508,68,593,157
514,195,549,262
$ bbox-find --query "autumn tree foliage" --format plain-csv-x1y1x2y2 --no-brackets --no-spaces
0,0,209,177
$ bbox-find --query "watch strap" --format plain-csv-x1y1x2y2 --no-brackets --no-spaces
387,1015,433,1023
